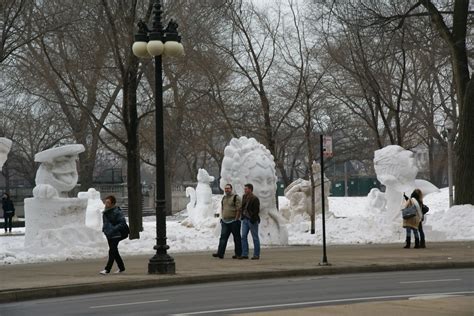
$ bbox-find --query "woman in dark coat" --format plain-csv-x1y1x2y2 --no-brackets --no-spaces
100,195,128,275
2,193,15,234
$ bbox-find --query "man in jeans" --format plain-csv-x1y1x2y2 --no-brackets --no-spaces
240,183,261,260
212,184,242,259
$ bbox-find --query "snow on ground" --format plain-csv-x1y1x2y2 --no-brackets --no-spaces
0,187,472,265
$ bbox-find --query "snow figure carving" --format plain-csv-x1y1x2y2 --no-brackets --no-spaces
220,136,288,245
78,188,104,230
24,144,105,252
0,138,12,169
367,188,387,212
283,162,331,221
373,145,439,219
182,168,216,228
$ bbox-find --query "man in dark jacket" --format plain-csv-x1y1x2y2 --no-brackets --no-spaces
100,195,127,275
240,183,260,260
2,193,15,234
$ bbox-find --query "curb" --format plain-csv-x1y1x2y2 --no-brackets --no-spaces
1,261,472,303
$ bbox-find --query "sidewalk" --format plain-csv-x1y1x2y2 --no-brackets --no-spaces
0,241,472,303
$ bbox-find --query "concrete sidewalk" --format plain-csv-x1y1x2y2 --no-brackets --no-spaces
0,241,473,303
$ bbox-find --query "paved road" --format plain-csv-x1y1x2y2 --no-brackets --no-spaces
1,268,472,315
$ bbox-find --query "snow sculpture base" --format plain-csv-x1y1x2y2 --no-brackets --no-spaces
24,197,105,251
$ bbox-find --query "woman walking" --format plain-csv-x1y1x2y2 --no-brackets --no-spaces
100,195,128,275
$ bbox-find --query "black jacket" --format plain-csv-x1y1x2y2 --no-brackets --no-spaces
2,198,15,217
242,193,260,223
102,206,126,239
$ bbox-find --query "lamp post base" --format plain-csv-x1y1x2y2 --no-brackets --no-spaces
148,254,175,274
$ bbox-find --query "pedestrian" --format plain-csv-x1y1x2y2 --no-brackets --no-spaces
402,189,423,249
212,184,242,259
100,195,128,275
412,189,429,248
2,192,15,234
240,183,261,260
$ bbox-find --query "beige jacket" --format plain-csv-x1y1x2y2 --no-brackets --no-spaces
402,198,422,229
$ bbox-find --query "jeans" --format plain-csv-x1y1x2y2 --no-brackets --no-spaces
241,218,260,257
418,221,425,242
105,237,125,272
4,215,12,232
217,220,242,257
405,227,419,240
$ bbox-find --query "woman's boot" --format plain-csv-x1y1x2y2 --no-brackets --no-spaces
403,237,410,249
420,239,426,248
414,238,420,248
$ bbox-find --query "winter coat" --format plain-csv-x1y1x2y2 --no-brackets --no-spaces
221,194,241,221
402,198,422,229
2,198,15,217
242,193,260,224
102,206,126,239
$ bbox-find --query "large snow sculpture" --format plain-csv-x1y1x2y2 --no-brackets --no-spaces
220,136,288,245
182,168,216,228
24,145,105,251
283,162,331,221
373,145,439,219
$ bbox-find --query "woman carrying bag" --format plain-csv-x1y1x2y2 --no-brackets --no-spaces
401,189,423,249
100,195,129,275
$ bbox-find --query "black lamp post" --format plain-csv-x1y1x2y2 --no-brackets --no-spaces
132,0,184,274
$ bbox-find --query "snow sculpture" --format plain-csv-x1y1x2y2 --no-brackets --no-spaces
283,162,331,221
367,188,387,212
220,136,288,245
78,188,104,230
24,144,105,251
0,138,12,169
373,145,439,219
182,168,216,228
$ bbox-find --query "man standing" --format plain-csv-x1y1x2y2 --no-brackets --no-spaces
213,184,242,259
240,183,260,260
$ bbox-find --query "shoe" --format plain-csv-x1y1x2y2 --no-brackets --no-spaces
113,269,125,274
99,270,110,275
212,253,223,259
232,255,241,259
239,256,249,260
251,256,260,260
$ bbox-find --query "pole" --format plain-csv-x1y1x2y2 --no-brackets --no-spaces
148,1,175,274
319,134,329,265
447,132,454,207
344,161,348,197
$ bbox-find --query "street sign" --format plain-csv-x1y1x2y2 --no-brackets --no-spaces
322,136,333,157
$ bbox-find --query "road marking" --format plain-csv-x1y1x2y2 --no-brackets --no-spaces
89,299,169,309
409,294,462,300
400,279,461,284
172,291,473,315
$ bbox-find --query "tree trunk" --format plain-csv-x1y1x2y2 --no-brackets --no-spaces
454,78,474,204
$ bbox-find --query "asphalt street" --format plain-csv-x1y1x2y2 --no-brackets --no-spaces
1,268,472,315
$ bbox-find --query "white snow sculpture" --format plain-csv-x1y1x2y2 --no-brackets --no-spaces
373,145,439,220
0,138,12,169
182,168,215,228
367,188,387,212
283,162,331,221
220,136,288,245
78,188,104,229
24,144,105,251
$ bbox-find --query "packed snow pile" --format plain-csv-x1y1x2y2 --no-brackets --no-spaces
0,187,472,265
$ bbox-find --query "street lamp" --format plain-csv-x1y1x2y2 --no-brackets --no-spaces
132,0,184,274
444,118,454,207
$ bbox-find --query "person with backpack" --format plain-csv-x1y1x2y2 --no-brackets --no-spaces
212,184,242,259
2,193,15,234
100,195,128,275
